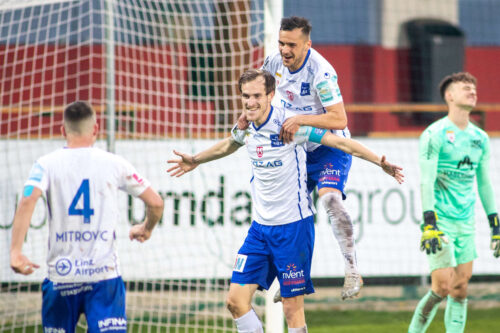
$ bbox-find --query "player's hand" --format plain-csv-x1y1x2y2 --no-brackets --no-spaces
280,116,302,143
420,211,448,254
488,213,500,258
237,113,250,130
129,223,152,243
10,252,39,275
166,150,199,177
380,156,404,184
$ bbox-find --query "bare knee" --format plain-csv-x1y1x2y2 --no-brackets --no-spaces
282,296,305,328
226,294,249,318
433,280,451,297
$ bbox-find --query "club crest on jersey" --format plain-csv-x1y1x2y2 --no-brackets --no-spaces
286,90,294,101
256,146,264,158
270,134,284,147
300,82,311,96
446,130,455,143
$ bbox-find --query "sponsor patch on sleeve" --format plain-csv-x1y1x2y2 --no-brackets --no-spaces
27,162,44,183
316,80,334,103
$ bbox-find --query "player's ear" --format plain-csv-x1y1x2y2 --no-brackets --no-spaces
92,122,99,137
61,125,66,138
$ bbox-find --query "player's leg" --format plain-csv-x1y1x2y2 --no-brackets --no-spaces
444,232,476,333
41,279,82,332
84,276,127,333
282,295,307,332
271,216,315,331
308,145,360,299
228,222,273,333
409,231,456,333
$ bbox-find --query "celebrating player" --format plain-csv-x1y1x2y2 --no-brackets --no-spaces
10,101,164,332
168,69,403,333
408,72,499,333
239,16,361,300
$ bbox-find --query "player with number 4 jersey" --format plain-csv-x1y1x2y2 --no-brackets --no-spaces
10,101,164,333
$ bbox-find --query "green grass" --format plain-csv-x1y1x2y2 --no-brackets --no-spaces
305,308,499,332
4,308,500,332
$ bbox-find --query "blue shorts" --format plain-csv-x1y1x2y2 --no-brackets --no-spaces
306,145,352,199
42,276,127,332
231,216,315,298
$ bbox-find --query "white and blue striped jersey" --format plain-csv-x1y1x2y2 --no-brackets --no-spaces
231,106,314,226
24,147,150,283
262,48,350,151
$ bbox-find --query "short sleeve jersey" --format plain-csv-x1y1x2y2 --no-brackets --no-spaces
262,48,349,151
419,117,491,223
25,147,150,283
231,106,314,225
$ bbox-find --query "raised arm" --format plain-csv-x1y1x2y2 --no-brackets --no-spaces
167,137,242,177
10,186,42,275
295,126,404,183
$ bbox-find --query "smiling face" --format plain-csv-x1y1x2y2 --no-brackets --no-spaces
278,28,311,72
446,81,477,110
241,76,274,126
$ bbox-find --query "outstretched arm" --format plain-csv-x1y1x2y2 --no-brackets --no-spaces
295,126,404,183
167,137,242,177
10,187,42,275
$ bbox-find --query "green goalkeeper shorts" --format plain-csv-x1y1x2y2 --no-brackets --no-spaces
427,219,478,272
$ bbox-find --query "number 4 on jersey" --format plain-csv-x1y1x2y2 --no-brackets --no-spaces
68,179,94,223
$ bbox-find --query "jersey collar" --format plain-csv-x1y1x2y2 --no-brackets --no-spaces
288,49,311,75
252,106,274,132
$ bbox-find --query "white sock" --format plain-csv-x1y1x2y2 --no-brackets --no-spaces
288,325,308,333
234,309,263,333
321,191,358,274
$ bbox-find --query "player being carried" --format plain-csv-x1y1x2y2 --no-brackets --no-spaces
408,72,499,332
10,101,164,332
168,69,403,333
239,16,363,300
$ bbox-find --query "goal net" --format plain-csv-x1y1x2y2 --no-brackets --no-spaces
0,0,277,332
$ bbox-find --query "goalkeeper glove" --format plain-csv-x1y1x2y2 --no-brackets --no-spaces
420,211,447,255
489,213,500,258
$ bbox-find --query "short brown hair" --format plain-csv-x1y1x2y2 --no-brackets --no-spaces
64,101,96,133
439,72,477,100
238,69,275,95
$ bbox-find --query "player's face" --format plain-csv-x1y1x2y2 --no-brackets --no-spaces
278,28,311,72
241,77,274,126
448,81,477,109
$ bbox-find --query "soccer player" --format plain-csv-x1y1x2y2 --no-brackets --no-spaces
408,72,499,333
239,16,361,299
10,101,164,333
168,69,403,333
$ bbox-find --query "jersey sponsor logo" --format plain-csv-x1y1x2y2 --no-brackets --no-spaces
270,134,284,147
316,80,334,103
252,160,283,168
286,90,294,101
457,156,474,170
55,283,93,296
133,173,144,184
44,327,66,333
233,254,247,272
28,162,44,182
324,72,331,79
55,258,72,276
282,263,305,286
279,99,313,112
98,317,127,332
446,130,455,143
300,82,311,96
256,146,264,158
275,71,281,78
55,230,109,242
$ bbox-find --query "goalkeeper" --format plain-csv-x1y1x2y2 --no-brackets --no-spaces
408,72,499,333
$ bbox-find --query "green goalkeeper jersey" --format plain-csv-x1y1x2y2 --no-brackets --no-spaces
419,116,496,230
